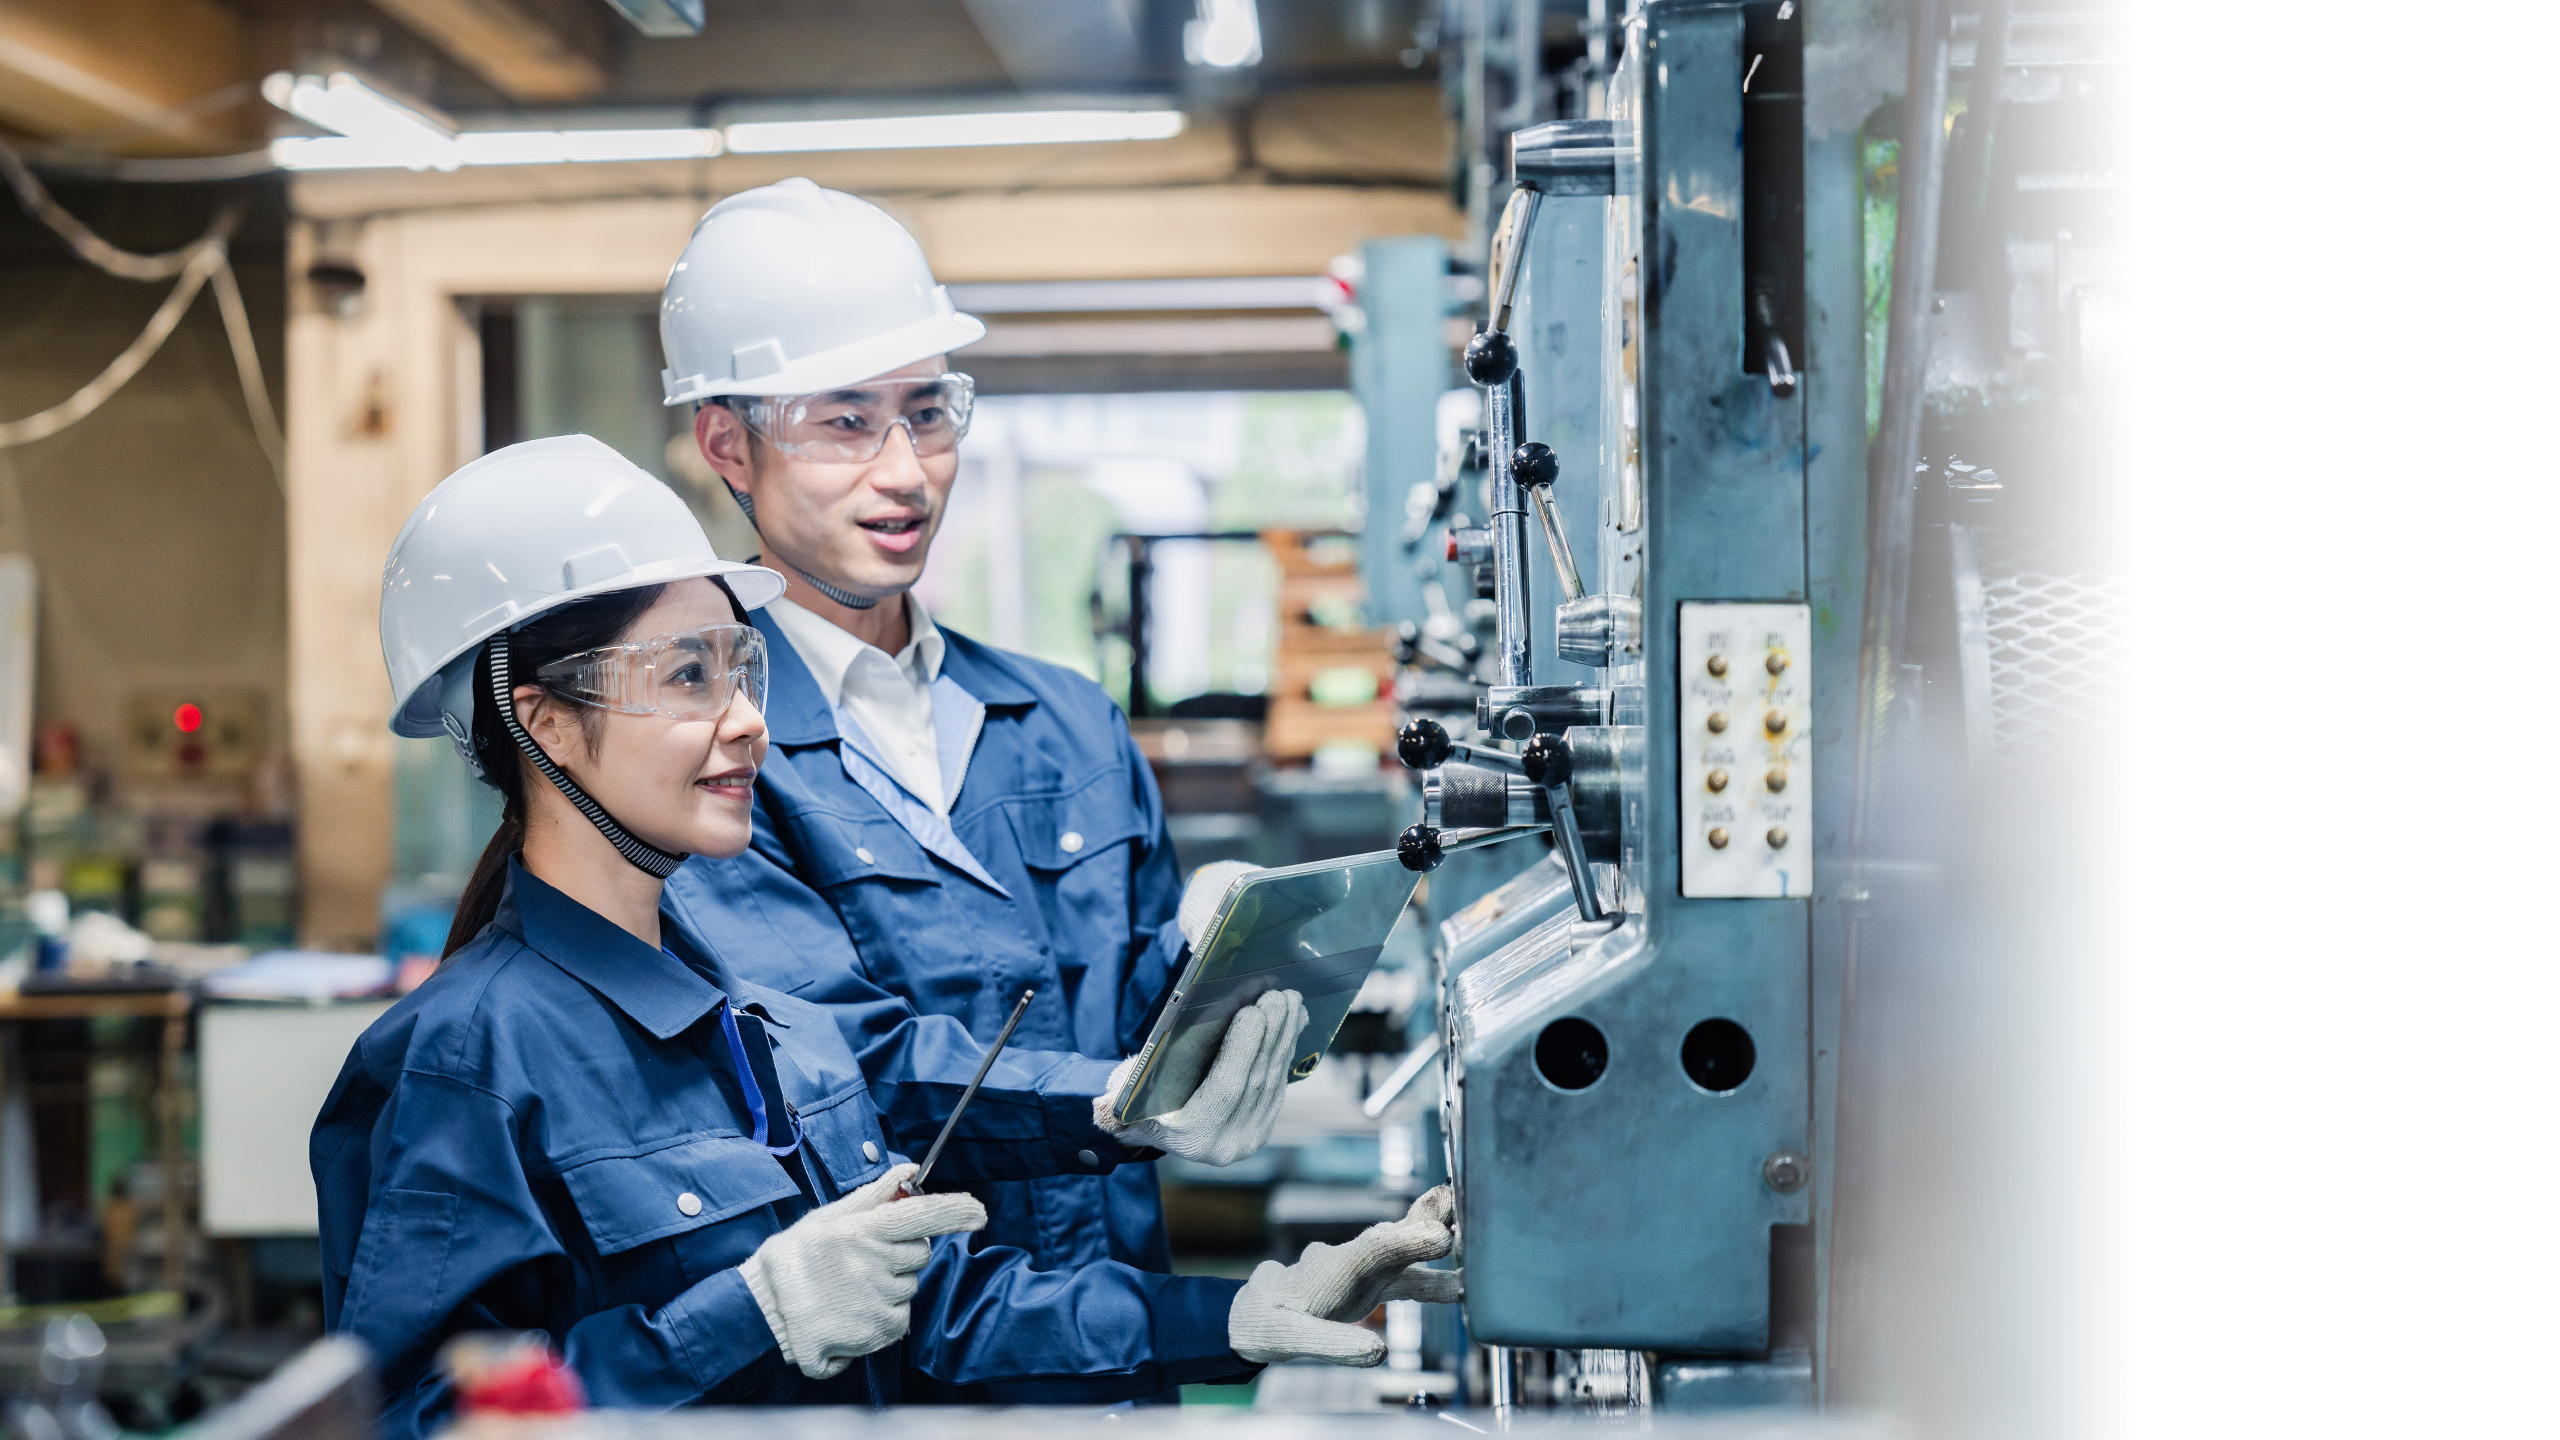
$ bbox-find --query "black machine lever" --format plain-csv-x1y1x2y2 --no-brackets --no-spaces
1509,441,1585,600
1393,718,1610,924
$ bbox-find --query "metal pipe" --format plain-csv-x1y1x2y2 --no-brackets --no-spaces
1830,0,1954,1409
1488,379,1534,687
1360,1033,1443,1119
1941,0,2012,273
1847,0,1952,867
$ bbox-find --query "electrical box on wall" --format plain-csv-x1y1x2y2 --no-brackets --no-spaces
1678,603,1812,899
125,689,265,781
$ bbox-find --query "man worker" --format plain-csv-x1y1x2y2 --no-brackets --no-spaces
655,179,1305,1403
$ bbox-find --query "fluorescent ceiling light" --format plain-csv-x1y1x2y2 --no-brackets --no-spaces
455,129,722,165
263,71,459,171
263,72,1179,171
724,109,1185,155
1185,0,1263,68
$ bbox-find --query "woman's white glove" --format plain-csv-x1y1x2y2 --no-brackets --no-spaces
1095,989,1307,1165
1228,1185,1464,1366
737,1163,986,1379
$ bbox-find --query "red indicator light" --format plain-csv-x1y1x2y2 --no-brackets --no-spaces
174,703,203,734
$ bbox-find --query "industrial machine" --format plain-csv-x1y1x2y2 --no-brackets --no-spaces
1352,0,2122,1419
1387,0,1832,1410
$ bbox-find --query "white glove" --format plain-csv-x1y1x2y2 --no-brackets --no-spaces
1096,988,1307,1165
1177,860,1261,951
1228,1185,1464,1366
737,1163,986,1379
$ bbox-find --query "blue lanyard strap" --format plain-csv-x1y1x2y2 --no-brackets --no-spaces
717,1004,802,1158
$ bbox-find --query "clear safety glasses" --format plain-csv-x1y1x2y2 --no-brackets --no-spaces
535,622,768,722
734,373,976,464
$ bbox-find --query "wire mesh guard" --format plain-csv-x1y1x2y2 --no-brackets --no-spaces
1969,529,2128,770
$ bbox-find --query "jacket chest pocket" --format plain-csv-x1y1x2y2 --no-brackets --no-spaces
782,802,940,890
1003,773,1150,947
793,1082,898,1196
559,1135,801,1287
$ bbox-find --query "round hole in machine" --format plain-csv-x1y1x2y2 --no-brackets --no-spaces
1533,1018,1609,1091
1682,1018,1756,1093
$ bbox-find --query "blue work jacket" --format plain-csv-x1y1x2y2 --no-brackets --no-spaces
663,612,1190,1290
313,862,1246,1437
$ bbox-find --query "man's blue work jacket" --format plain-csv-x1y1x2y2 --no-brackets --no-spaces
312,862,1247,1438
662,612,1191,1295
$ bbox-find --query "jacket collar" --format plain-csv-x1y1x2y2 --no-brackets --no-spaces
751,607,1037,746
751,607,842,746
933,627,1040,709
496,859,729,1042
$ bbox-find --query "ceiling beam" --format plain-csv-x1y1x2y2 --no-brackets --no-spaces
0,0,254,154
363,0,612,104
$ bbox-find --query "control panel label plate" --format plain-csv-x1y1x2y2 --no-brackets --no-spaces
1678,602,1812,898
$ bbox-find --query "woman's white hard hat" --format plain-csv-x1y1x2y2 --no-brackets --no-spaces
380,434,786,752
659,178,985,406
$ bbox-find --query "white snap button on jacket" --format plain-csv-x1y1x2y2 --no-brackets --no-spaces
1060,831,1085,853
676,1192,703,1217
855,847,876,864
863,1141,881,1163
1076,1149,1100,1168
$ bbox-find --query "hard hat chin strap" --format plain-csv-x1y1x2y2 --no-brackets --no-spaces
726,483,885,612
489,630,688,879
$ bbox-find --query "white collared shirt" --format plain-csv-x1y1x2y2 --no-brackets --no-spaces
764,593,951,813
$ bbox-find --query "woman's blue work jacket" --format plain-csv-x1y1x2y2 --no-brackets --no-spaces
660,613,1191,1293
312,862,1248,1438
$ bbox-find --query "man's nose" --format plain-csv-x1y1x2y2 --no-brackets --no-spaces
867,421,930,496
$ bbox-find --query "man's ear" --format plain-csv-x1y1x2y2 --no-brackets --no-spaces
694,404,755,500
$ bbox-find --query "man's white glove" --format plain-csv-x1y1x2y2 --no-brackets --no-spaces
1228,1185,1464,1366
1177,860,1260,951
1096,989,1307,1165
737,1163,985,1379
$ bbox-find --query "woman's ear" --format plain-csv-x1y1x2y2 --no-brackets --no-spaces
512,685,578,766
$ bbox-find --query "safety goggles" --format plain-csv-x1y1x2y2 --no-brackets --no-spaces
534,622,768,722
732,373,976,464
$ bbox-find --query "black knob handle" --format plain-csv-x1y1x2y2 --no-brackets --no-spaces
1397,823,1446,873
1395,716,1454,771
1520,732,1572,787
1462,329,1518,386
1510,441,1558,488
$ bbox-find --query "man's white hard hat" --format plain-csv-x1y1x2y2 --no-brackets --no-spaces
659,178,985,406
379,434,786,752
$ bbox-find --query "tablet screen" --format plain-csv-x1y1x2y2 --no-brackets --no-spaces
1114,850,1423,1124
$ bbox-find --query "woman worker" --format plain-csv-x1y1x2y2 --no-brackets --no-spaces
316,435,1458,1435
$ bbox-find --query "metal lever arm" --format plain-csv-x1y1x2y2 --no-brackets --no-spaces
1509,441,1585,599
1396,716,1523,776
1519,734,1607,923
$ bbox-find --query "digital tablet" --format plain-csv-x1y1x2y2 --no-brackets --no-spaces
1111,849,1424,1125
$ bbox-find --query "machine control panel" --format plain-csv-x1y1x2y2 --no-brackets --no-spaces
1679,602,1812,898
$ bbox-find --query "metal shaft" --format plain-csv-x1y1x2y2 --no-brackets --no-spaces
908,987,1035,1193
1535,769,1605,923
1526,482,1586,598
1487,379,1533,688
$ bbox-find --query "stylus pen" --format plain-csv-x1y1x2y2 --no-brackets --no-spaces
900,987,1036,1197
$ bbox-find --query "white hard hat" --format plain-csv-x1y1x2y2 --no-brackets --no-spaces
659,178,986,406
380,434,786,746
